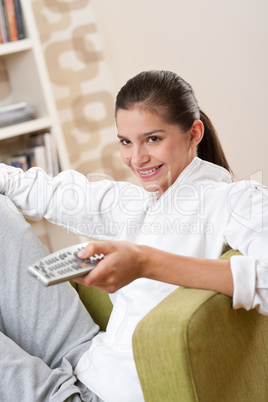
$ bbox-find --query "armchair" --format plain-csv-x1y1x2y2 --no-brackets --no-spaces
72,249,268,401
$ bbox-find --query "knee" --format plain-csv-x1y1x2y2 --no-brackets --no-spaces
0,194,31,240
0,194,26,224
0,194,47,260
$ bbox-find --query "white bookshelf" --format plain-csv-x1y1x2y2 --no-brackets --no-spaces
0,1,82,251
0,1,70,170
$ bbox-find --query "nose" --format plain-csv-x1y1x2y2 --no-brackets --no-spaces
131,144,150,166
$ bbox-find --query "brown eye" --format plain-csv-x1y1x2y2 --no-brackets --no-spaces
120,138,131,145
148,136,160,143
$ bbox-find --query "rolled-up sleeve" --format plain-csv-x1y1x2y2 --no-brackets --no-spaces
225,180,268,315
230,255,256,310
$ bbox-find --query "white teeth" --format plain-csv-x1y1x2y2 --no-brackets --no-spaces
139,166,159,175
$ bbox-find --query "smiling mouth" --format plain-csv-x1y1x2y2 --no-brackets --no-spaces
137,165,163,175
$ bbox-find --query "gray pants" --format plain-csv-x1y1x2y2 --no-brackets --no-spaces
0,195,102,402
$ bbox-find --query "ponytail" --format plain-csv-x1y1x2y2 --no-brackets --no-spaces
198,110,232,174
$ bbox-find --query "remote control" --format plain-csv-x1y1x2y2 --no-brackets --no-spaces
28,242,103,286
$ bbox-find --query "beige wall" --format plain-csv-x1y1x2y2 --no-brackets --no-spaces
91,0,268,186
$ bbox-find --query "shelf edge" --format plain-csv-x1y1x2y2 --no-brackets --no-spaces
0,39,33,56
0,117,54,140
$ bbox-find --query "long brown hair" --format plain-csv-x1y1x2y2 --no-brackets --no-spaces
115,70,232,173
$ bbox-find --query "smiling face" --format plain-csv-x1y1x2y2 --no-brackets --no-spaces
116,107,202,195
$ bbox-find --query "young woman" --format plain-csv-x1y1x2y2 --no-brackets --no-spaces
0,70,268,402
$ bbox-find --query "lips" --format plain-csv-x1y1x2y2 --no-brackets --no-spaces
136,164,163,177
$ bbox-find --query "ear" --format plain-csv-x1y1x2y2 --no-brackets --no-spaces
189,120,204,148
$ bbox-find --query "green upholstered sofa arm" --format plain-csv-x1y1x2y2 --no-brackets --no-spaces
132,287,268,402
72,250,268,401
132,250,268,402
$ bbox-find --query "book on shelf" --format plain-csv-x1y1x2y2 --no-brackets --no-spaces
0,101,27,114
0,102,36,128
6,132,60,176
6,153,27,170
4,0,18,41
0,0,9,42
13,0,24,39
0,18,3,43
43,131,60,176
0,0,24,43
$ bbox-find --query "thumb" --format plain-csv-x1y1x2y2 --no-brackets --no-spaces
77,240,111,259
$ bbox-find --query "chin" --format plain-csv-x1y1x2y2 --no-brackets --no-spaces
140,182,164,193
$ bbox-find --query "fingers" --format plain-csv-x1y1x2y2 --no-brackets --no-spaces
73,257,116,292
74,241,115,289
73,240,139,293
77,240,111,259
73,261,106,288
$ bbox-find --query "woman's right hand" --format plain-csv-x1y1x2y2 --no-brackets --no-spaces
73,240,146,293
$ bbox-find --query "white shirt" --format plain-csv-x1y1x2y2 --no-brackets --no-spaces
1,157,268,401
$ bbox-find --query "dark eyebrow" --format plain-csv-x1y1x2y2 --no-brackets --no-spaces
117,130,165,139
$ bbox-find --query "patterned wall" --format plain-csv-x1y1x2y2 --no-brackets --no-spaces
31,0,133,181
0,0,132,182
